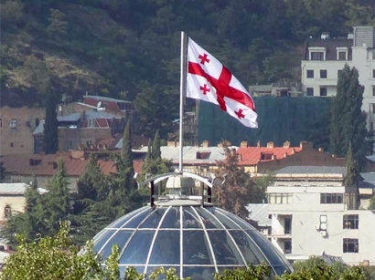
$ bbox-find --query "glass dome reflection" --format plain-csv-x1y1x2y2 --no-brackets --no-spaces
93,204,292,279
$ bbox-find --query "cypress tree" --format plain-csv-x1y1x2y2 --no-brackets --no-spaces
43,94,58,154
330,64,368,170
344,143,360,188
44,158,71,233
0,161,5,182
151,130,161,160
145,138,152,161
120,121,134,174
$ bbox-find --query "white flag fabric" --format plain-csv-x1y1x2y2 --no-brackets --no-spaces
186,38,258,128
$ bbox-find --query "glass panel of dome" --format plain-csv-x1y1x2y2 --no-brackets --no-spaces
225,211,253,230
119,230,154,264
93,229,117,252
139,208,167,228
183,266,216,279
209,231,242,265
195,208,224,229
183,207,203,228
160,207,180,228
106,207,146,228
98,230,133,259
149,230,180,265
183,230,213,265
123,208,153,228
245,230,291,275
213,210,242,230
230,230,264,264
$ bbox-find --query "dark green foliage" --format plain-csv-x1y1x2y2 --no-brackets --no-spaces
120,121,134,174
5,183,45,245
151,130,161,160
43,158,71,234
139,131,172,184
0,161,5,182
4,159,71,245
198,96,332,148
344,143,360,188
43,94,58,154
330,65,368,170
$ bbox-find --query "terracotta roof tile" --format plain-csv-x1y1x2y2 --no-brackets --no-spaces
237,146,302,166
1,153,120,177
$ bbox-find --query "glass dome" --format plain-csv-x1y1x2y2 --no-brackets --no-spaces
92,173,292,279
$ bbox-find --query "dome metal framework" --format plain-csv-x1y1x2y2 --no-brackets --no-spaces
92,172,292,279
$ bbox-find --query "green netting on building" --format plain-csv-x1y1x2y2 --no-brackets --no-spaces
198,96,332,147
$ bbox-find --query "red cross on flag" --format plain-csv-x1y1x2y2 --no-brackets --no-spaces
186,38,258,128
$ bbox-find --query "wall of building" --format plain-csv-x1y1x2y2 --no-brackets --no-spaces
0,107,45,156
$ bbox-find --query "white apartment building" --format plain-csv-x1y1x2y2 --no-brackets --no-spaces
266,166,375,265
301,26,375,131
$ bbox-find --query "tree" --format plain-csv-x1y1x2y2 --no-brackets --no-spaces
344,143,360,188
120,121,134,174
0,222,121,280
330,64,368,170
43,158,71,234
71,154,114,244
4,181,46,245
213,147,264,219
47,8,67,39
0,161,5,182
43,94,58,154
151,130,161,160
139,131,172,183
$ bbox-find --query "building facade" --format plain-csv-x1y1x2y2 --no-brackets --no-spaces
266,166,375,265
0,106,45,156
301,26,375,131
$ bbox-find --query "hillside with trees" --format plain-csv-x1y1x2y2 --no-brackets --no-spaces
1,0,374,138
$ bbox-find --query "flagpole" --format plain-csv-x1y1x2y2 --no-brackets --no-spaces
179,31,187,174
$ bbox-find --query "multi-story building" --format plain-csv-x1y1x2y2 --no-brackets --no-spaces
301,26,375,131
0,106,45,156
266,166,375,265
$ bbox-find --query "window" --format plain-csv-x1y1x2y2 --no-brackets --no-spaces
268,193,292,204
320,87,327,96
338,51,346,60
343,238,358,253
373,86,375,96
338,69,342,78
372,104,375,114
0,118,2,128
284,240,292,254
9,119,17,128
373,69,375,78
284,216,292,234
320,70,327,78
10,142,14,148
307,87,314,96
343,215,358,229
307,70,314,78
4,205,12,219
320,193,343,204
311,52,324,61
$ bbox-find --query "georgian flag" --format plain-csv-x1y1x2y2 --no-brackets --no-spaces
186,38,258,128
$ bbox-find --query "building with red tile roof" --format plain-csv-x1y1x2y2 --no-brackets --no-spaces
0,151,143,191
